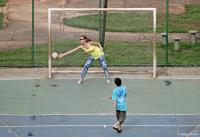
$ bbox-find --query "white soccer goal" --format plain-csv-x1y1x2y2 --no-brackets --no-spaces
48,8,157,78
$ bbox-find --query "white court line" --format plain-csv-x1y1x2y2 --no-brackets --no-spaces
0,124,200,128
0,77,110,81
1,76,200,80
0,113,200,116
0,119,20,137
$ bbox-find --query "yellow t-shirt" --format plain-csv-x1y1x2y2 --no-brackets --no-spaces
82,45,104,60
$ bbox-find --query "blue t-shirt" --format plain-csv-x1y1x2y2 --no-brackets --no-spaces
112,86,127,111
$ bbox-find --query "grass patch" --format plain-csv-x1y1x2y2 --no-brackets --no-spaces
0,47,33,66
157,42,200,65
64,12,153,32
161,5,200,32
64,5,200,33
1,40,200,66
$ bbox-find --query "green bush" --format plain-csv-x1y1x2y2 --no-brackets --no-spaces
0,0,7,7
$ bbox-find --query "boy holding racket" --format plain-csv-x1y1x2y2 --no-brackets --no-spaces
112,77,127,133
58,35,110,84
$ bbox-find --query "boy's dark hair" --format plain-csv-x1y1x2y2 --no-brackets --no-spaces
114,77,122,87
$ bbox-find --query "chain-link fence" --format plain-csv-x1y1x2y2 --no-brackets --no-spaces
162,0,200,66
0,0,32,66
0,0,200,68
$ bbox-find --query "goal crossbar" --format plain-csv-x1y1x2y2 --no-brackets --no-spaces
48,8,157,78
48,8,156,11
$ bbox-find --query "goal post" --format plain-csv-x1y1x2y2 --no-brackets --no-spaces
48,8,157,78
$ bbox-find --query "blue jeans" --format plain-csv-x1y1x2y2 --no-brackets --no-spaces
81,55,109,79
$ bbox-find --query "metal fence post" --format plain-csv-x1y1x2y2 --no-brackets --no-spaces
165,0,169,64
32,0,35,67
99,0,107,47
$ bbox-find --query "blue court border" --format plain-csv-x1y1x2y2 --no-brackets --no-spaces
0,114,200,137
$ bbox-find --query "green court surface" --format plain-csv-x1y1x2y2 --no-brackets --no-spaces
0,79,200,115
0,78,200,137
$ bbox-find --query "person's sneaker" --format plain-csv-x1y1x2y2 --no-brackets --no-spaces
106,79,110,83
117,126,123,133
117,129,122,133
77,78,83,84
112,126,118,131
112,126,122,133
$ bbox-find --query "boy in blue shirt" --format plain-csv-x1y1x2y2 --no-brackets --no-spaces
112,77,127,133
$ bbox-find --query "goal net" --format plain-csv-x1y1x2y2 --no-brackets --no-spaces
48,8,157,78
